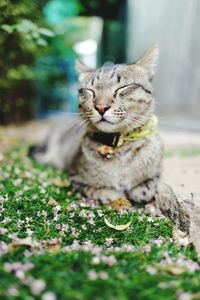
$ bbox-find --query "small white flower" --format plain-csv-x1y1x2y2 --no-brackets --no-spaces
31,279,46,296
147,216,154,222
177,291,192,300
88,219,95,226
81,224,87,230
7,286,19,297
145,266,157,275
42,291,57,300
97,209,103,217
92,256,101,265
69,212,74,218
98,271,108,280
105,237,113,246
88,270,98,280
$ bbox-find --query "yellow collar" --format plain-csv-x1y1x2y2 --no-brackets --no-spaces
97,115,158,158
117,115,158,147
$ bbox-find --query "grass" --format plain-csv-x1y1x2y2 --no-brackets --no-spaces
165,149,200,157
0,145,200,300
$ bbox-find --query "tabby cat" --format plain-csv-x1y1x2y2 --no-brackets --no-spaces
30,45,163,204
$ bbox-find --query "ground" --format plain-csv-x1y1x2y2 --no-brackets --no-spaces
0,124,200,300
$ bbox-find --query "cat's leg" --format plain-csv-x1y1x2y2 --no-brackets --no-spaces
127,176,159,204
73,182,125,204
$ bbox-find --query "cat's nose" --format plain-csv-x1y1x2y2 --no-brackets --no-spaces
94,104,111,116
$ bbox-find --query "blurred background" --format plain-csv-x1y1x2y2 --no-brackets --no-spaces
0,0,200,131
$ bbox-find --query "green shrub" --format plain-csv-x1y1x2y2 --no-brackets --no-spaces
0,0,54,124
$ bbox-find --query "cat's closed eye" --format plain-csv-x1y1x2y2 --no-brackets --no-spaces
114,84,137,99
118,87,134,98
78,88,95,100
78,88,85,95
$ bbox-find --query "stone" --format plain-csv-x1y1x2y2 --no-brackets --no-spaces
156,183,200,256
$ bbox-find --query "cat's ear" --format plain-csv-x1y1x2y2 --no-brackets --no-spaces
135,44,159,80
75,60,92,82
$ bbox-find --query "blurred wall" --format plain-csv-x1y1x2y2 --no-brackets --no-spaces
127,0,200,130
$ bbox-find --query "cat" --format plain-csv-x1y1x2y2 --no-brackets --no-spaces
30,44,163,204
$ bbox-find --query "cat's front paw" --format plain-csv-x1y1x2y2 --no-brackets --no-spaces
77,186,125,205
128,178,158,204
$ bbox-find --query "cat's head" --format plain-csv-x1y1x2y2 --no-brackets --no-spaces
76,44,159,133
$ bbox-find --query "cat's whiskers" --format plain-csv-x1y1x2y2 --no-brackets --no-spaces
59,112,80,116
61,117,84,131
123,115,147,131
80,114,94,129
127,112,151,124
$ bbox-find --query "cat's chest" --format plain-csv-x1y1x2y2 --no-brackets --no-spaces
82,137,145,163
77,138,147,190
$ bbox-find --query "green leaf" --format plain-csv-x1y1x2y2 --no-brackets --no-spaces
1,24,14,34
16,19,36,33
36,38,48,47
39,28,54,37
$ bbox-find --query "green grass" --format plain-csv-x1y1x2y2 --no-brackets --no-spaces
165,149,200,157
0,145,200,300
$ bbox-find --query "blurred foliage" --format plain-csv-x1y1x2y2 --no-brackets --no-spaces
0,0,54,124
44,0,125,25
44,0,83,25
34,17,96,117
48,17,102,59
80,0,125,20
0,0,126,124
44,0,126,63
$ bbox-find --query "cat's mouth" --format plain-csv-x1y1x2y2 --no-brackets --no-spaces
98,117,113,124
92,115,126,133
101,117,106,122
